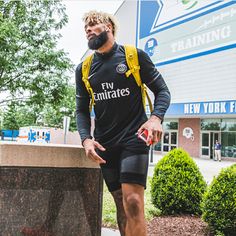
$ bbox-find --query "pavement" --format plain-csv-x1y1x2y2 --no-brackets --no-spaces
101,153,235,236
148,153,235,184
102,227,120,236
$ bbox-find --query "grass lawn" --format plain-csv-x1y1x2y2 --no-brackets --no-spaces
102,177,161,228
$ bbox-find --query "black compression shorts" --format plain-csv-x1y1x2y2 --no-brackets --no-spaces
98,136,150,192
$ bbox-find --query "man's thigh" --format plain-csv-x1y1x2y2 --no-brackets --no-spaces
120,149,149,189
99,146,122,192
99,145,149,192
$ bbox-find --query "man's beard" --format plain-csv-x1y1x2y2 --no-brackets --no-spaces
88,30,109,50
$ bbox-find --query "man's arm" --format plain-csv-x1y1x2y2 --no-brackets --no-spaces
138,49,171,120
75,64,93,144
137,49,171,145
75,64,106,164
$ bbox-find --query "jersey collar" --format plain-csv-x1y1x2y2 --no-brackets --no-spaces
95,42,118,59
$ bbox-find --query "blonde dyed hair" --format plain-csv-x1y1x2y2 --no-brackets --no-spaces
83,10,118,36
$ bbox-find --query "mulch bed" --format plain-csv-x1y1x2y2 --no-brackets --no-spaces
147,215,213,236
103,215,214,235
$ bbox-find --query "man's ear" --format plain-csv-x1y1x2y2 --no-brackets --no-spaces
105,23,112,32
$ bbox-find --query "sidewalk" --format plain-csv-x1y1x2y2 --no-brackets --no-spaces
102,153,235,236
148,153,235,184
102,227,120,236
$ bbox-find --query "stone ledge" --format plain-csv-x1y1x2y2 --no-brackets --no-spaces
0,142,99,168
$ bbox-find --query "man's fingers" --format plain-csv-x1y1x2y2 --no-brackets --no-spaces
157,131,162,141
148,129,163,145
152,130,158,143
94,141,106,151
88,149,106,164
93,154,106,164
137,125,145,134
147,131,153,145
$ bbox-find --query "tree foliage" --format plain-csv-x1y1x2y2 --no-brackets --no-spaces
2,85,77,131
151,148,207,215
42,85,77,131
0,0,73,106
201,164,236,236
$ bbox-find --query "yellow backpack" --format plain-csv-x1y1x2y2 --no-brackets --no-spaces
82,45,153,113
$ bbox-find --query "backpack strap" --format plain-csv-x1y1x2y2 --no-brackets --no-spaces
82,54,95,112
82,46,154,114
124,45,153,113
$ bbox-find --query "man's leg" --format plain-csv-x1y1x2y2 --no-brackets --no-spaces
122,183,146,236
118,140,149,236
98,146,126,234
111,189,127,236
214,150,218,161
217,150,221,161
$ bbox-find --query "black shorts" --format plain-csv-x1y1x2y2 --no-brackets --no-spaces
98,136,150,192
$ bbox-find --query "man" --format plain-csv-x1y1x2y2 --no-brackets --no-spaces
214,140,222,161
76,11,170,236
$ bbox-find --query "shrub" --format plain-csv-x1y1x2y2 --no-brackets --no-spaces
151,148,207,215
201,164,236,236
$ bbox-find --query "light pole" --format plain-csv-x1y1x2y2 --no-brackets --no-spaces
60,107,70,144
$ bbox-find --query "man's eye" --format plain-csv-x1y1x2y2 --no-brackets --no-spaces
86,22,96,27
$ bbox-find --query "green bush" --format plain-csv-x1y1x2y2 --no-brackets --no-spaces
201,164,236,236
151,148,207,215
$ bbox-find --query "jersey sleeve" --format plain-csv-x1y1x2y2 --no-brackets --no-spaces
138,49,171,120
75,63,92,143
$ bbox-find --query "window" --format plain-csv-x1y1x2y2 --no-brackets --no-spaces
201,119,220,130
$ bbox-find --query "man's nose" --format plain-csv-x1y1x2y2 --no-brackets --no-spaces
85,26,92,34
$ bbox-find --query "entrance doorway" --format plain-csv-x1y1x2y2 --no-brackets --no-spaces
201,132,220,158
163,131,178,152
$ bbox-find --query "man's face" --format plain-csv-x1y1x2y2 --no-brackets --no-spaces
85,22,109,50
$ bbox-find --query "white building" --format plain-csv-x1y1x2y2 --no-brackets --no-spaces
114,0,236,159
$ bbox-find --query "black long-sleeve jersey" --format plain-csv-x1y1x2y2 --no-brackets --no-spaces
76,43,170,147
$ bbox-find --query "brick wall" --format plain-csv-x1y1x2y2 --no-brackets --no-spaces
178,118,200,158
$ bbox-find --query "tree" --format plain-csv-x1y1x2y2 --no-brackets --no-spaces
0,0,73,107
2,85,77,131
2,101,36,130
0,107,4,129
42,85,77,131
2,102,20,130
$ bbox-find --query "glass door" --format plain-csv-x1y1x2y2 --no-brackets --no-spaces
163,132,169,152
162,131,177,152
210,132,220,159
201,132,210,158
170,131,177,150
201,132,220,158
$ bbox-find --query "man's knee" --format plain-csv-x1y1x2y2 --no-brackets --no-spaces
124,193,143,218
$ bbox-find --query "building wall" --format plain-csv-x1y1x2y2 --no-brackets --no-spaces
50,128,81,145
115,1,137,45
78,1,236,159
114,1,236,160
50,119,95,146
178,118,201,157
134,1,236,106
159,48,236,104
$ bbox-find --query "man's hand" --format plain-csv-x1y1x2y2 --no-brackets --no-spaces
83,139,106,164
137,115,162,146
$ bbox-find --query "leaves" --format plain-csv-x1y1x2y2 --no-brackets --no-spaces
2,85,77,131
0,0,73,106
151,148,207,215
201,164,236,235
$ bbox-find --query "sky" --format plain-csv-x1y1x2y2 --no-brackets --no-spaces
57,0,123,66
